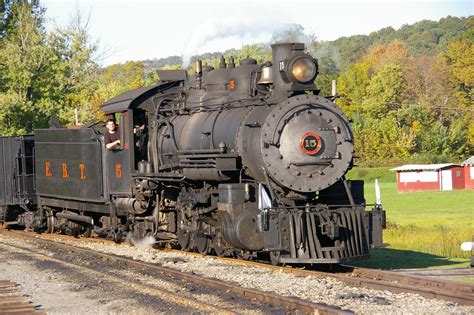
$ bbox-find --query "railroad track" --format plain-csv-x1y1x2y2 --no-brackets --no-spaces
0,228,351,314
391,267,474,278
139,240,474,306
180,252,474,306
334,264,474,306
0,280,40,314
3,228,474,307
155,245,474,306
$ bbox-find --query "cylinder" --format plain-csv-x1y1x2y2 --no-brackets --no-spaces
114,198,147,215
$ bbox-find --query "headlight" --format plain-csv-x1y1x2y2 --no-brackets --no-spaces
291,57,317,83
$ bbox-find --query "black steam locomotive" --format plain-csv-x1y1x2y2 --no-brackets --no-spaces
0,43,385,265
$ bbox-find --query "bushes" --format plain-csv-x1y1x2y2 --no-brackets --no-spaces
385,224,472,259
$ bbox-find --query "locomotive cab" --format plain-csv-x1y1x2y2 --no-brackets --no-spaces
103,110,134,195
100,84,163,179
103,108,150,194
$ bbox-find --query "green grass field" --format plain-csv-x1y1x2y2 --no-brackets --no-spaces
346,167,474,269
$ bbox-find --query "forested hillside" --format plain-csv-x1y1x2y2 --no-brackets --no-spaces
0,1,472,165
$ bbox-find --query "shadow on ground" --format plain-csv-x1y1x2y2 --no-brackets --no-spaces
347,248,470,269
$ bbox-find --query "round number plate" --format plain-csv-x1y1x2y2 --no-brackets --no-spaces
300,132,322,155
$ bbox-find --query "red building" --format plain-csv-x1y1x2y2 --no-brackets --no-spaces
391,164,465,193
462,156,474,190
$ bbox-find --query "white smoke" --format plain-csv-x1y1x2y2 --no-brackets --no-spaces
125,232,156,248
181,17,293,68
311,41,342,70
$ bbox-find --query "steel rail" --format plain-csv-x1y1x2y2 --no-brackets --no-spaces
0,241,233,314
0,229,353,315
7,228,473,306
164,249,474,306
0,280,43,314
170,249,474,306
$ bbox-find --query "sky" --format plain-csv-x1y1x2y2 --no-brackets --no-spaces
41,0,473,66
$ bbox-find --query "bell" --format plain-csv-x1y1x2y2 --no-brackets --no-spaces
257,65,273,84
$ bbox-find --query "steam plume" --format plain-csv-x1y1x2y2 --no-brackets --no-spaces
181,17,292,68
125,232,156,248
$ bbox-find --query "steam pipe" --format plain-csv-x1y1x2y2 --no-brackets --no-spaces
56,212,94,225
153,194,160,237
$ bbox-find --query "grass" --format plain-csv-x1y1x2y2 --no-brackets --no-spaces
448,277,474,283
346,166,395,183
345,167,474,269
348,248,470,269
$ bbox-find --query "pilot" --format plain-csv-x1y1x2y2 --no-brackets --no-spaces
104,119,121,150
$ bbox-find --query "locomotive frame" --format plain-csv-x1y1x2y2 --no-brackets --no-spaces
0,43,385,265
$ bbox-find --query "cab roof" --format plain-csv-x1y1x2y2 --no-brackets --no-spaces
100,84,161,115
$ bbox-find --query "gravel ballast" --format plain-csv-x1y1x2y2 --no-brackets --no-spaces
1,233,473,314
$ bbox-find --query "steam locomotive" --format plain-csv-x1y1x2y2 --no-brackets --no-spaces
0,43,385,265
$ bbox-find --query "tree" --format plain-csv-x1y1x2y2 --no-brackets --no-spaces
351,114,414,162
335,37,472,163
102,61,147,91
47,10,101,125
441,39,474,154
0,3,101,134
0,2,53,134
442,39,473,108
363,40,409,74
402,55,450,112
336,40,410,118
89,61,150,120
336,61,370,118
0,0,42,39
364,63,404,118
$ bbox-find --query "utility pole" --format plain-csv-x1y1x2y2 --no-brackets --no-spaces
75,108,79,125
